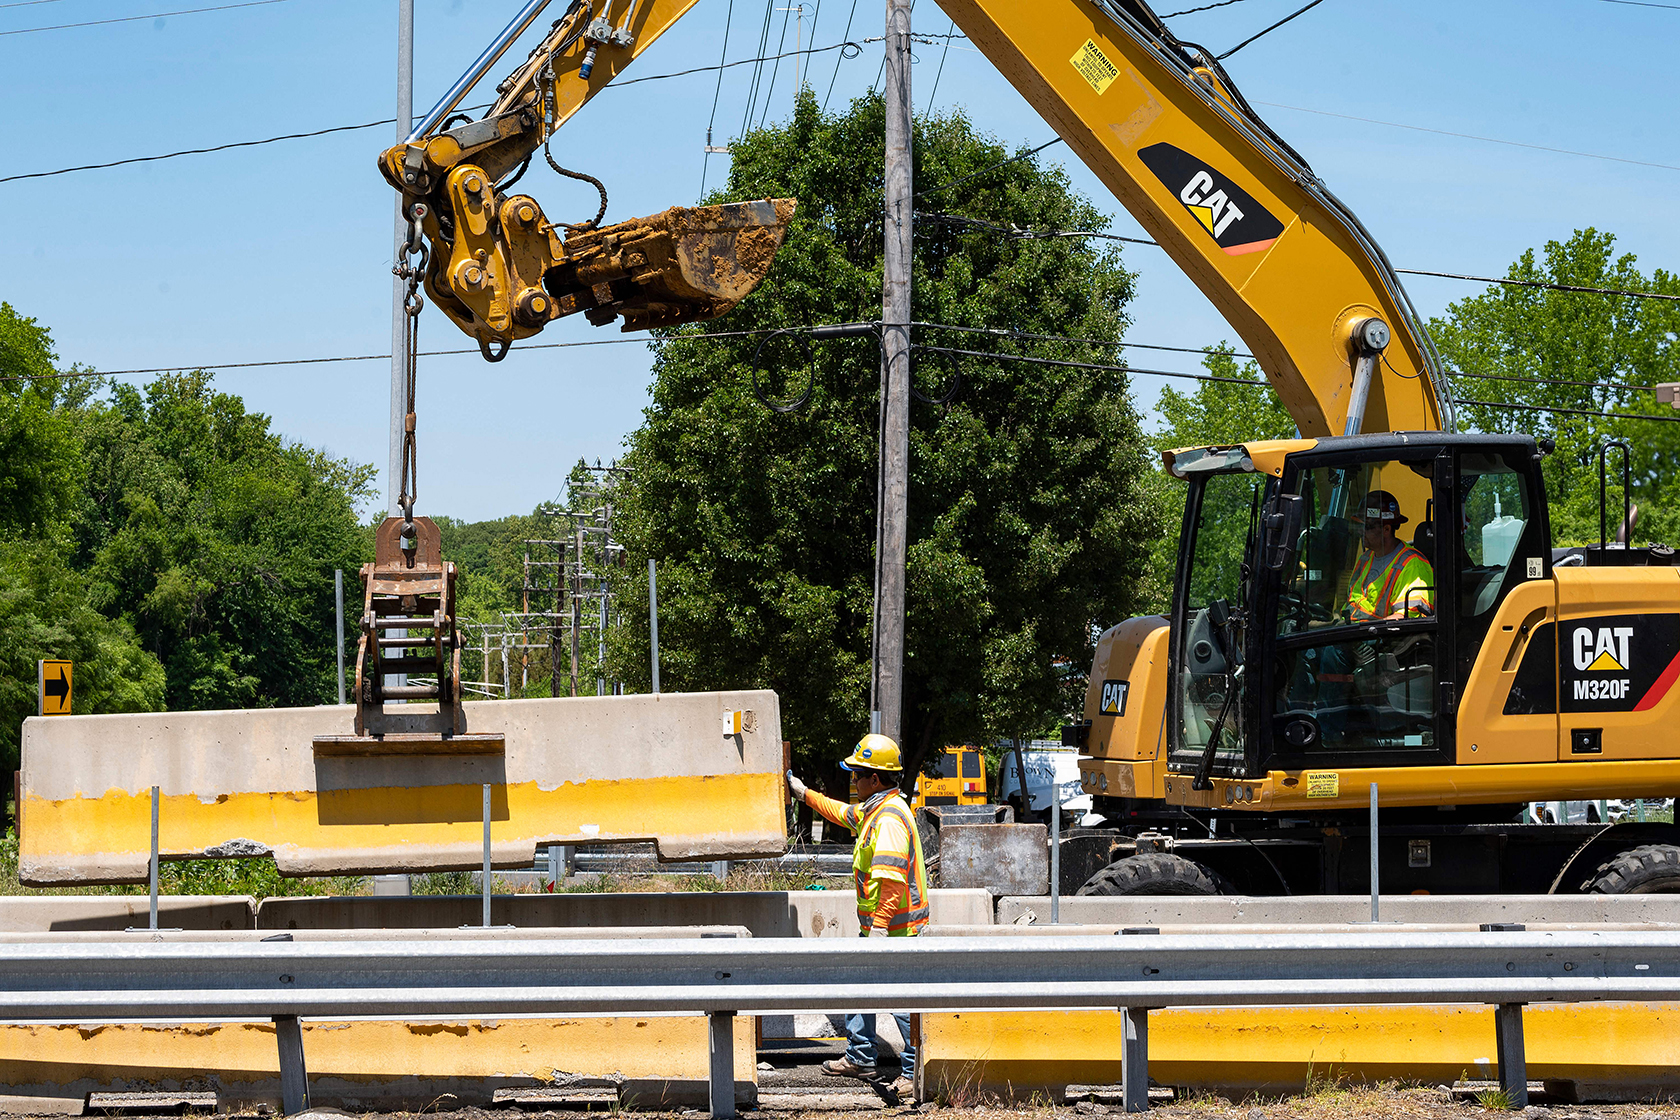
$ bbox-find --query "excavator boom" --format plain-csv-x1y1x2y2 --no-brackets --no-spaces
937,0,1452,436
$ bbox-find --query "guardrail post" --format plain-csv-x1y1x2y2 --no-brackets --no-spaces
708,1010,736,1119
1121,1006,1150,1112
273,1014,309,1115
1494,1003,1528,1108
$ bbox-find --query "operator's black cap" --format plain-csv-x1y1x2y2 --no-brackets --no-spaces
1363,490,1407,526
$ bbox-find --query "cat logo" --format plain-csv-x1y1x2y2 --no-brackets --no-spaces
1573,625,1633,672
1099,679,1129,716
1137,142,1285,256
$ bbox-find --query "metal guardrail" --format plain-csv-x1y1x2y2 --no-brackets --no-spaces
4,930,1678,1116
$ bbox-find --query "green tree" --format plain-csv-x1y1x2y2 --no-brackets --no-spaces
1143,347,1296,613
604,91,1158,776
0,303,82,537
73,373,376,710
1430,229,1680,545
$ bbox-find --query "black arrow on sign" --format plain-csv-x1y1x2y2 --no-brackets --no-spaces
44,666,68,702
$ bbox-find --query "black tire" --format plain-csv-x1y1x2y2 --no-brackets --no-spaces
1584,843,1680,894
1076,852,1232,896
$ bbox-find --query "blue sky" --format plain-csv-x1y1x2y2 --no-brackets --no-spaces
2,0,1675,521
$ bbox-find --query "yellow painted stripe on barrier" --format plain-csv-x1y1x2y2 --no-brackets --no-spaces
924,1005,1680,1098
0,1016,755,1103
22,771,783,879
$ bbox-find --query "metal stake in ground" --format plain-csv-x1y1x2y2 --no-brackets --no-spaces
873,0,913,744
148,785,159,931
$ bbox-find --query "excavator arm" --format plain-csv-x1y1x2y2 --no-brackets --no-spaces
379,0,795,359
936,0,1453,436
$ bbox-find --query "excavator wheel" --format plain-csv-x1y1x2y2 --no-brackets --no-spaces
1583,843,1680,894
1076,852,1232,896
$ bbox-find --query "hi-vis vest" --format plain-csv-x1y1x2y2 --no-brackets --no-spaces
806,788,930,935
1349,543,1434,621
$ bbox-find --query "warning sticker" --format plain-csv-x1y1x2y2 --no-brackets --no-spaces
1070,39,1119,95
1305,771,1339,799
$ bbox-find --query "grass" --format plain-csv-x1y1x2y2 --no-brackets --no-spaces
1472,1088,1513,1111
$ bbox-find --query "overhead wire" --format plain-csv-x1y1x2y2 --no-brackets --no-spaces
1160,0,1256,14
923,17,956,114
914,137,1064,200
1215,0,1326,59
822,0,860,110
756,1,798,129
698,0,737,198
926,212,1680,302
2,0,292,36
738,0,777,138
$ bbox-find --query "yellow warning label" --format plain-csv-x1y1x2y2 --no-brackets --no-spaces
38,659,72,716
1305,771,1339,799
1070,38,1119,95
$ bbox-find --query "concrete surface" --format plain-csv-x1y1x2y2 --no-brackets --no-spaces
994,893,1680,926
922,1003,1680,1103
254,888,993,935
0,895,254,932
939,824,1048,895
0,925,753,943
19,690,786,884
0,1013,758,1114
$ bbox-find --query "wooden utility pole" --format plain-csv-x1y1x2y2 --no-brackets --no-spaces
873,0,913,743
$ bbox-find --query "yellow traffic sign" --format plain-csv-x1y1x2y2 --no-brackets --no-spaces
38,659,72,716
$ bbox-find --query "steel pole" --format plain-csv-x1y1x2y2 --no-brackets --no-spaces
334,569,345,706
874,0,912,744
1370,782,1380,923
648,559,661,694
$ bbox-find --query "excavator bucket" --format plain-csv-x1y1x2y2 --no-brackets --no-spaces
545,198,797,331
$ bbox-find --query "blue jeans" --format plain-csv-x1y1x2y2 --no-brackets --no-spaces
844,1011,914,1077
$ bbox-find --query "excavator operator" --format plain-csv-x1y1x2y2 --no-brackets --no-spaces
1346,491,1434,622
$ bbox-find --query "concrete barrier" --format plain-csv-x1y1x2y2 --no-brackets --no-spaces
0,1014,757,1115
19,690,786,884
255,888,993,936
995,893,1680,927
0,896,254,933
922,1004,1680,1103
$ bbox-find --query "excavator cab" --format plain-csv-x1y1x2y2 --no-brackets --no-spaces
1163,433,1552,791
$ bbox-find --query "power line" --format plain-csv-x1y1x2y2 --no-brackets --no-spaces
914,137,1064,200
1216,0,1326,59
1457,398,1680,424
0,117,392,185
699,0,736,198
602,37,863,89
925,211,1680,302
1162,0,1256,15
1256,100,1680,173
2,0,291,36
1396,268,1680,302
822,0,860,110
1596,0,1680,8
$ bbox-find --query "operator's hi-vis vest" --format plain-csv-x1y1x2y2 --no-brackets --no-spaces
805,788,930,936
1348,542,1434,621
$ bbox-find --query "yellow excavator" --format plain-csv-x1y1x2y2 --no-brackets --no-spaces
363,0,793,741
931,0,1680,894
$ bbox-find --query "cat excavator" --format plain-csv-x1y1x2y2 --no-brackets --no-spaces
930,0,1680,894
357,0,794,741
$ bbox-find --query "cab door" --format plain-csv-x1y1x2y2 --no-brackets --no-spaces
1259,448,1451,771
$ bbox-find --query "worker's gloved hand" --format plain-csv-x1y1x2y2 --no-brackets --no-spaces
868,926,889,938
786,770,808,802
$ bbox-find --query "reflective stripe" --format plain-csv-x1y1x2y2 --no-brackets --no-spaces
873,854,911,870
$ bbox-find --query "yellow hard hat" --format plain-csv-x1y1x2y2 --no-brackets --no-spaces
841,733,903,772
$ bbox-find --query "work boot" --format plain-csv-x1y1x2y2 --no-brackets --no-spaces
822,1056,872,1079
889,1076,915,1103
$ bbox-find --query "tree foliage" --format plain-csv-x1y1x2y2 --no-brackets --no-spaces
602,91,1159,776
1430,229,1680,545
0,303,376,775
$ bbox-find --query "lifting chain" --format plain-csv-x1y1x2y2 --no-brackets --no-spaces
393,203,429,545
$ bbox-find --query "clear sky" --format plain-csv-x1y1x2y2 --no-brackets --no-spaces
3,0,1675,522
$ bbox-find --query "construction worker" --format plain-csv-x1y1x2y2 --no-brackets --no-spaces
785,733,928,1099
1346,490,1434,621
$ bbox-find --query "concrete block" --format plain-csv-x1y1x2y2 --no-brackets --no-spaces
19,690,786,884
254,888,993,936
922,1004,1680,1102
0,1013,757,1113
993,893,1680,928
939,824,1047,895
0,895,254,933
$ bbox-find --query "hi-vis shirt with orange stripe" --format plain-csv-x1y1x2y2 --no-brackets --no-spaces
1348,543,1434,621
804,787,930,935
